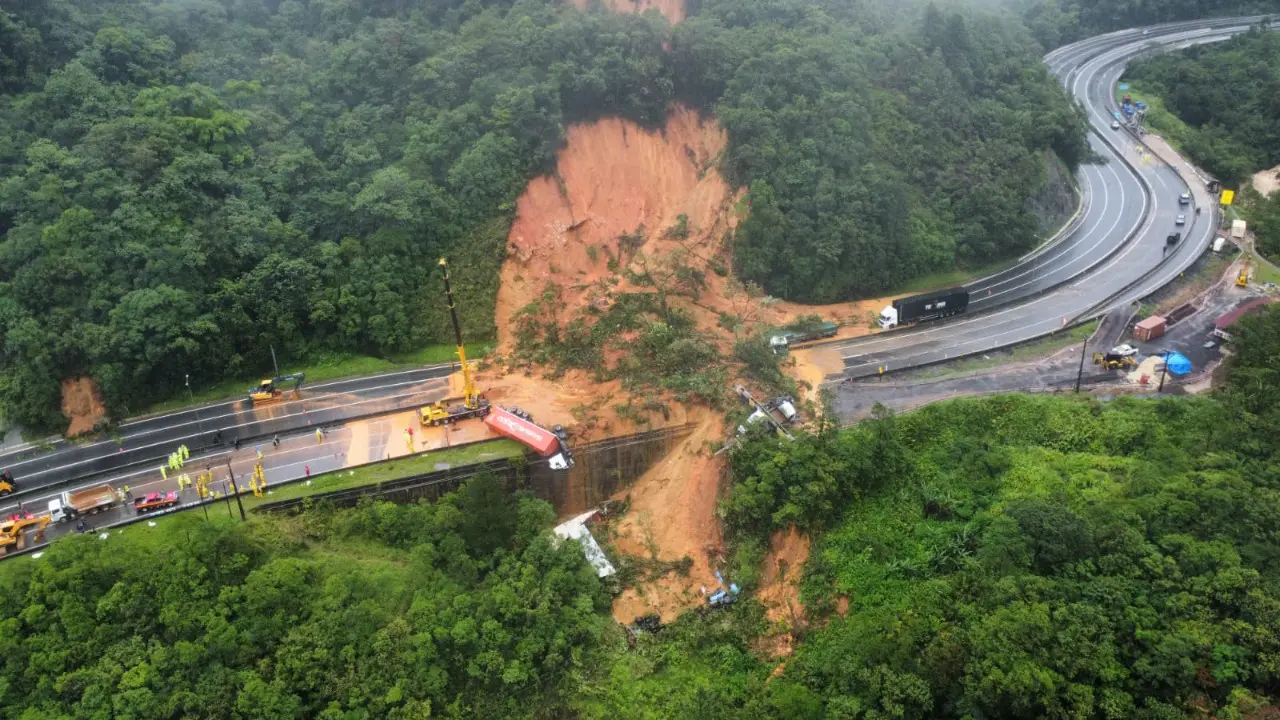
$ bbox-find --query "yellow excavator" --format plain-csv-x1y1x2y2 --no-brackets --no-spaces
420,258,491,427
0,514,50,554
249,373,305,404
1093,351,1138,370
1237,255,1252,287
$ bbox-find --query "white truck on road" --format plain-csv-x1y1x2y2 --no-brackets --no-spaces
47,484,119,523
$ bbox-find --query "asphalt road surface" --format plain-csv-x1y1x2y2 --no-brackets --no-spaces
826,17,1263,384
0,366,456,498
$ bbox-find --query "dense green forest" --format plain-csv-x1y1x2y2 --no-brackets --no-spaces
4,306,1278,718
0,0,1091,429
1124,25,1280,260
1017,0,1280,47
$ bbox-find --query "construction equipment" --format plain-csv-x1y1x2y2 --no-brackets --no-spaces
47,483,119,522
420,258,491,427
1093,352,1138,370
0,515,50,553
1237,256,1251,287
249,373,305,404
0,468,15,496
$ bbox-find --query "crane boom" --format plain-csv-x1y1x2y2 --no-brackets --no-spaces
438,258,478,408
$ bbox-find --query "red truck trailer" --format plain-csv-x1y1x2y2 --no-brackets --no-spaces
484,408,560,456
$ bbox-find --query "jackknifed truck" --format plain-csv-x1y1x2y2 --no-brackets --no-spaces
878,288,969,329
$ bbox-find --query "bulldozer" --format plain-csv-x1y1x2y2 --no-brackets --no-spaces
1093,351,1138,370
420,258,491,427
249,373,305,404
0,514,50,554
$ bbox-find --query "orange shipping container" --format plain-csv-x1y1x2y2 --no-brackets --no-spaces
1133,316,1167,342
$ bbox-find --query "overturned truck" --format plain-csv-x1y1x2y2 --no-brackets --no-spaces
483,408,575,469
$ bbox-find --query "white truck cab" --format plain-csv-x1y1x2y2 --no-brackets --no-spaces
47,498,73,523
878,305,899,329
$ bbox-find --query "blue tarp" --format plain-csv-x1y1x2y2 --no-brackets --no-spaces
1165,352,1192,376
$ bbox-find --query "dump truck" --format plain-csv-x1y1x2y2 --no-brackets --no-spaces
769,321,839,353
483,407,574,469
134,491,180,514
47,483,119,523
878,288,969,329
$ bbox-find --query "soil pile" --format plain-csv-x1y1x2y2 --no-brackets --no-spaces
1252,164,1280,198
61,377,107,437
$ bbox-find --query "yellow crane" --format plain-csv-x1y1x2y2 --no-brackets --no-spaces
420,259,491,427
1237,254,1252,287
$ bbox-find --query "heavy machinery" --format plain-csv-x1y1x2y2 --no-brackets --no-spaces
249,373,305,404
1237,256,1251,287
420,258,491,427
0,514,50,553
1093,351,1138,370
47,483,119,522
0,468,15,496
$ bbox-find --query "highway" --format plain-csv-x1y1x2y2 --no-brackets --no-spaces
825,18,1259,383
0,365,456,497
0,17,1258,509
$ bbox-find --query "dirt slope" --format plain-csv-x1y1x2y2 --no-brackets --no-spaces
568,0,685,24
61,377,107,437
609,412,725,622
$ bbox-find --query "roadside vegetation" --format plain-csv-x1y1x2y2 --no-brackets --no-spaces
1019,0,1280,47
1124,24,1280,265
0,0,1090,430
4,308,1277,718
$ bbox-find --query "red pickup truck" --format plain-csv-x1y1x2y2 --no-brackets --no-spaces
134,492,180,514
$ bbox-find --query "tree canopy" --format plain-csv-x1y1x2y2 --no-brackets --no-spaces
1,0,1090,428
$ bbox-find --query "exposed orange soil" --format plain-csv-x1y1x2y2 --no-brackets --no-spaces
489,102,899,624
61,377,107,437
609,412,725,623
754,527,810,657
568,0,685,24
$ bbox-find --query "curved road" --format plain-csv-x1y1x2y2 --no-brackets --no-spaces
0,17,1261,506
826,18,1261,382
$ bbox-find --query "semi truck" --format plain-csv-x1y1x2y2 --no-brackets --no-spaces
769,321,839,353
878,288,969,329
483,408,574,469
47,483,119,523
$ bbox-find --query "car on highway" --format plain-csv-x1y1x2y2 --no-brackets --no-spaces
1175,214,1186,225
1111,120,1121,130
1179,192,1191,205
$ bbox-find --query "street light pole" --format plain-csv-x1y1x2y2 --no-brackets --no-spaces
1157,351,1170,393
1075,336,1089,393
223,458,247,521
186,374,206,445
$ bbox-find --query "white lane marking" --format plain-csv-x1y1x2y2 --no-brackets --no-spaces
116,364,454,429
3,376,449,472
9,383,446,484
